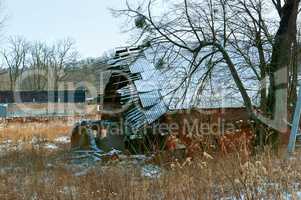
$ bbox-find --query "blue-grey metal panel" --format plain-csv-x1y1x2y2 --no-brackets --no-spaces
129,57,154,73
0,105,7,117
140,69,159,80
138,90,161,108
108,47,169,132
288,86,301,153
134,80,160,92
124,106,147,130
144,101,168,124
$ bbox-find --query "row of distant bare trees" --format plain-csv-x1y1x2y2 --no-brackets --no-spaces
1,37,78,91
116,0,301,147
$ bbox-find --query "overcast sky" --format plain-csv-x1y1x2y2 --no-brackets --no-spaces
3,0,131,58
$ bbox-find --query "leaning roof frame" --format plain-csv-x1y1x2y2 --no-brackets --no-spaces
108,47,168,131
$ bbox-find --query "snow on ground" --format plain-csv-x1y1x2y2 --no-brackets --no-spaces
2,137,301,198
106,149,122,156
141,164,161,178
43,143,59,150
0,139,27,155
1,137,157,179
54,136,70,144
0,139,156,176
0,135,70,156
222,191,301,200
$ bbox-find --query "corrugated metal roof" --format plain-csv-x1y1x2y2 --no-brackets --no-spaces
134,80,160,92
140,69,159,80
138,90,161,108
129,57,155,73
124,107,147,130
144,101,168,124
111,47,168,132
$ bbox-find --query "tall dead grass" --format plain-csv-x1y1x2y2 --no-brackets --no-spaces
1,121,301,199
1,142,301,199
0,121,71,143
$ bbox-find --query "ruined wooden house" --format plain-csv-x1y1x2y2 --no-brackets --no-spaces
72,47,169,153
71,46,252,154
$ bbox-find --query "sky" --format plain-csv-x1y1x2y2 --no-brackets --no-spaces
3,0,132,58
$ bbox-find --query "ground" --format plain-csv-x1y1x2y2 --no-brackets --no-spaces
1,119,301,199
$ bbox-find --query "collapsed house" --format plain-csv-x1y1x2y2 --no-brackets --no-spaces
71,47,169,153
71,46,253,154
105,47,168,129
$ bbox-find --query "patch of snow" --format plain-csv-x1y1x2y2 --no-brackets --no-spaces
54,136,70,144
131,154,149,160
141,164,161,178
30,136,39,144
43,143,58,150
282,191,301,200
74,170,89,177
0,141,12,155
3,140,12,144
93,156,102,162
0,167,13,175
46,163,54,168
106,149,122,156
30,192,38,200
70,149,103,166
60,186,77,196
88,129,102,152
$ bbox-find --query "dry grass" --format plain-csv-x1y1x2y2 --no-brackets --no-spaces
2,147,301,199
1,121,301,199
0,121,71,143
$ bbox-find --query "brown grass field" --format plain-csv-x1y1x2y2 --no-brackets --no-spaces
0,121,71,143
1,120,301,199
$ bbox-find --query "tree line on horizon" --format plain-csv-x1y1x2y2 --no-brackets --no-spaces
0,36,109,92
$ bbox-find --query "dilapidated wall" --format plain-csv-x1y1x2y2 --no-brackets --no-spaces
160,107,249,136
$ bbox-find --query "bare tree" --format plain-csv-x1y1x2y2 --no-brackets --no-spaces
2,36,29,91
24,41,52,90
48,38,78,90
2,38,78,91
115,0,300,147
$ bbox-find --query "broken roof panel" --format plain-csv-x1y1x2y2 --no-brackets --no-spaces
129,57,155,73
138,90,161,108
111,47,168,132
124,107,147,130
140,69,160,81
134,80,160,92
144,101,168,124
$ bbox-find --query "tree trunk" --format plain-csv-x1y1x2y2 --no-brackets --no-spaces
288,37,299,117
266,0,300,147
